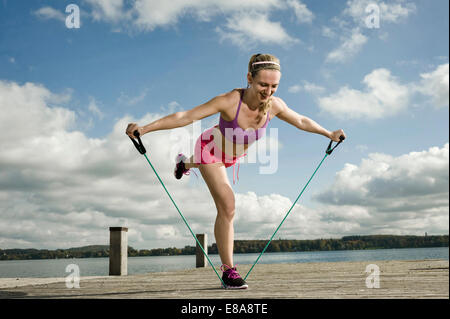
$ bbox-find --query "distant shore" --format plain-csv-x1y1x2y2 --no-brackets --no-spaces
1,234,448,260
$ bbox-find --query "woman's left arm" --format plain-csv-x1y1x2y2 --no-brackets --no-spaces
273,97,345,142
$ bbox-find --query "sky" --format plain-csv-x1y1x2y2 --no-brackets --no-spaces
0,0,448,250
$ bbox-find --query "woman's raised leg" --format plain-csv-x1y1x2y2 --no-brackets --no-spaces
184,155,199,170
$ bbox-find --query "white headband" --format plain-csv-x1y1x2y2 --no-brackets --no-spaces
252,61,280,67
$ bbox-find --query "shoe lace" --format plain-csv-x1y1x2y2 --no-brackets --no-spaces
184,169,198,178
220,264,241,279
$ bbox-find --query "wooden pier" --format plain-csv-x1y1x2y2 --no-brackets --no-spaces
0,259,447,299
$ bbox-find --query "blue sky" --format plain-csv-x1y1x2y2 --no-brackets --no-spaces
0,0,448,250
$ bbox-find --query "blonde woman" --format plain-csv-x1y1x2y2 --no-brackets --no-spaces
126,54,346,289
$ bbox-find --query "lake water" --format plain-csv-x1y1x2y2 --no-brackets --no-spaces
0,247,447,278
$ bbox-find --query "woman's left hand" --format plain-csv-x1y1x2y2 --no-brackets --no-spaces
330,129,346,142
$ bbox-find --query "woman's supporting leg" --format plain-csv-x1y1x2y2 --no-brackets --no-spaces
198,163,235,268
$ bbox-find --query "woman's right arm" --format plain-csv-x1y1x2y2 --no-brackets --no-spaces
126,93,229,138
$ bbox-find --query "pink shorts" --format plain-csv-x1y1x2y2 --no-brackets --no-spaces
194,125,246,168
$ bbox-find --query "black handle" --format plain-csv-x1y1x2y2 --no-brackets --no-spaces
129,130,147,155
326,135,345,155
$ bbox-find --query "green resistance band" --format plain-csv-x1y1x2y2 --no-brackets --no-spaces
244,136,345,280
130,130,344,286
129,131,226,288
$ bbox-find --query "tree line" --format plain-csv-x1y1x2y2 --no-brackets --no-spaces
0,235,447,260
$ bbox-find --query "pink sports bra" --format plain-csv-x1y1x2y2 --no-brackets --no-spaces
219,89,270,144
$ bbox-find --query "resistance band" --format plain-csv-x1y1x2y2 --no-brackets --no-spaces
131,131,344,286
244,135,345,280
129,131,226,288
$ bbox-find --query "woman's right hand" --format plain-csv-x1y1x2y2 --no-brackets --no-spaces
126,123,144,139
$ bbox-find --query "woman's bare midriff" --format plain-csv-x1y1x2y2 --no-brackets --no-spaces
211,126,250,157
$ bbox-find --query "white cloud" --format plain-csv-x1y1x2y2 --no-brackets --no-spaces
34,0,310,48
2,80,446,250
325,28,368,63
324,0,416,64
84,0,127,22
117,88,149,107
237,142,450,238
317,63,449,120
303,82,326,94
0,81,76,142
343,0,416,26
288,81,325,95
131,0,190,30
318,68,410,119
286,0,314,24
83,0,285,31
356,144,369,153
130,0,284,30
234,192,368,240
77,0,301,47
87,97,105,119
33,6,66,22
0,80,196,249
288,85,303,93
416,63,449,108
216,11,299,48
0,80,285,249
322,26,337,38
312,144,449,235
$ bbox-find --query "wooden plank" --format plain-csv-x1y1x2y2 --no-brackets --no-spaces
0,259,447,299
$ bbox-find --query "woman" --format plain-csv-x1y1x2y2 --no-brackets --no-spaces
126,54,346,289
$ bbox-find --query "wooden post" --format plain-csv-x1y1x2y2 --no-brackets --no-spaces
196,234,207,268
109,227,128,276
